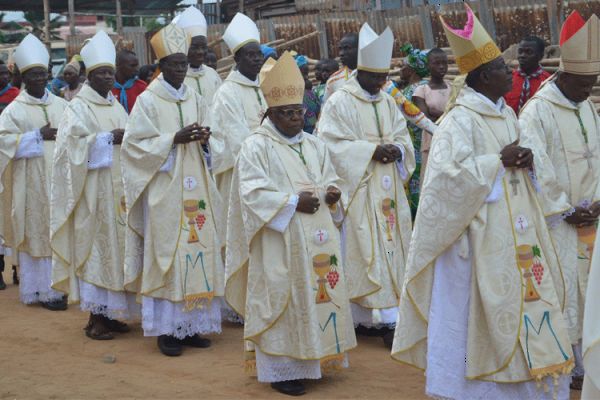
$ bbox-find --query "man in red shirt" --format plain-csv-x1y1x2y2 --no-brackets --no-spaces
504,36,551,114
0,61,20,114
111,50,147,113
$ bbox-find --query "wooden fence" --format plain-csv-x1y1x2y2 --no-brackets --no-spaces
206,0,600,61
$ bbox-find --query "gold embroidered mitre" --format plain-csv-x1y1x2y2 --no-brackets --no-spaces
440,3,501,74
260,51,304,108
150,24,190,61
259,57,276,83
559,11,600,76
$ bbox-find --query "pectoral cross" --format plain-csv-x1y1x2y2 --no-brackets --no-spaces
509,172,520,196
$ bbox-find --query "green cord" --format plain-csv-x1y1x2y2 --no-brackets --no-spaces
575,109,588,144
176,101,184,129
254,87,263,106
40,104,49,124
195,78,202,95
288,143,306,166
372,102,383,142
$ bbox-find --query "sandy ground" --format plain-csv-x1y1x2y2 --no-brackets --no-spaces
0,270,582,400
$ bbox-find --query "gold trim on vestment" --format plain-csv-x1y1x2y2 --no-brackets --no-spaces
357,66,390,73
455,41,501,74
231,39,259,55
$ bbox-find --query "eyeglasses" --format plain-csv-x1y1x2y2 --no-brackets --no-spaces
275,108,306,118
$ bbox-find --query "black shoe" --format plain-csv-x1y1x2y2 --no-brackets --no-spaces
270,380,306,396
179,335,211,348
355,325,385,337
157,335,183,357
12,266,18,285
102,316,131,333
41,298,68,311
0,255,5,290
382,330,394,349
0,268,5,290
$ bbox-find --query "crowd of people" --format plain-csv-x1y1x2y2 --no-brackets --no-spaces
0,3,600,399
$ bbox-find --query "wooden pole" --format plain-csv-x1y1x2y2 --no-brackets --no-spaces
216,0,221,23
116,0,123,35
546,0,559,45
68,0,76,36
43,0,51,53
239,0,244,13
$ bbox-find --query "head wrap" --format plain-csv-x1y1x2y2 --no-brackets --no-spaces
400,43,429,77
261,45,277,59
64,59,81,75
294,54,308,68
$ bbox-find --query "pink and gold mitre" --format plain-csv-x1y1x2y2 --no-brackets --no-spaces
559,11,600,75
440,3,501,74
150,24,190,61
260,51,304,108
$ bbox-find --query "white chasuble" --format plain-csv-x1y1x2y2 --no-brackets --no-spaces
0,90,67,258
184,65,222,104
50,85,131,309
582,232,600,398
318,77,415,312
392,86,573,385
121,78,224,308
520,82,600,343
225,119,356,366
208,70,267,223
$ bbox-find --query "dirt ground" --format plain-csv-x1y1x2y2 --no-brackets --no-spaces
0,270,582,400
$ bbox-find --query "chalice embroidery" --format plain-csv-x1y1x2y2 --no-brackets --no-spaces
183,199,207,243
517,244,551,305
577,225,597,261
382,198,396,242
313,254,339,304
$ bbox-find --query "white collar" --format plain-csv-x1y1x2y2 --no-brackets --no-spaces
190,65,204,73
106,91,116,105
235,69,259,86
472,90,505,113
26,88,49,105
158,77,186,101
362,89,379,102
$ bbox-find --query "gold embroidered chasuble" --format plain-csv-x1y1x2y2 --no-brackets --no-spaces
121,78,224,304
317,77,415,310
50,85,129,300
184,65,222,103
225,120,356,362
0,90,67,257
209,70,267,218
520,82,600,343
582,233,600,398
391,86,573,382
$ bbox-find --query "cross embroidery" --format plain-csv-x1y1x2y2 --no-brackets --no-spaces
316,229,326,243
569,145,597,170
509,172,520,196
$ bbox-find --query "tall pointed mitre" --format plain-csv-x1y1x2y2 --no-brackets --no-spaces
559,11,600,75
260,51,304,108
440,3,501,74
357,23,394,73
80,31,116,73
173,6,208,38
223,13,260,54
259,57,277,83
13,33,49,73
150,24,190,61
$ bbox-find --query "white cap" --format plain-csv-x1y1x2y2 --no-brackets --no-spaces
223,13,260,54
13,34,49,74
357,23,394,73
80,31,116,73
173,6,207,38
